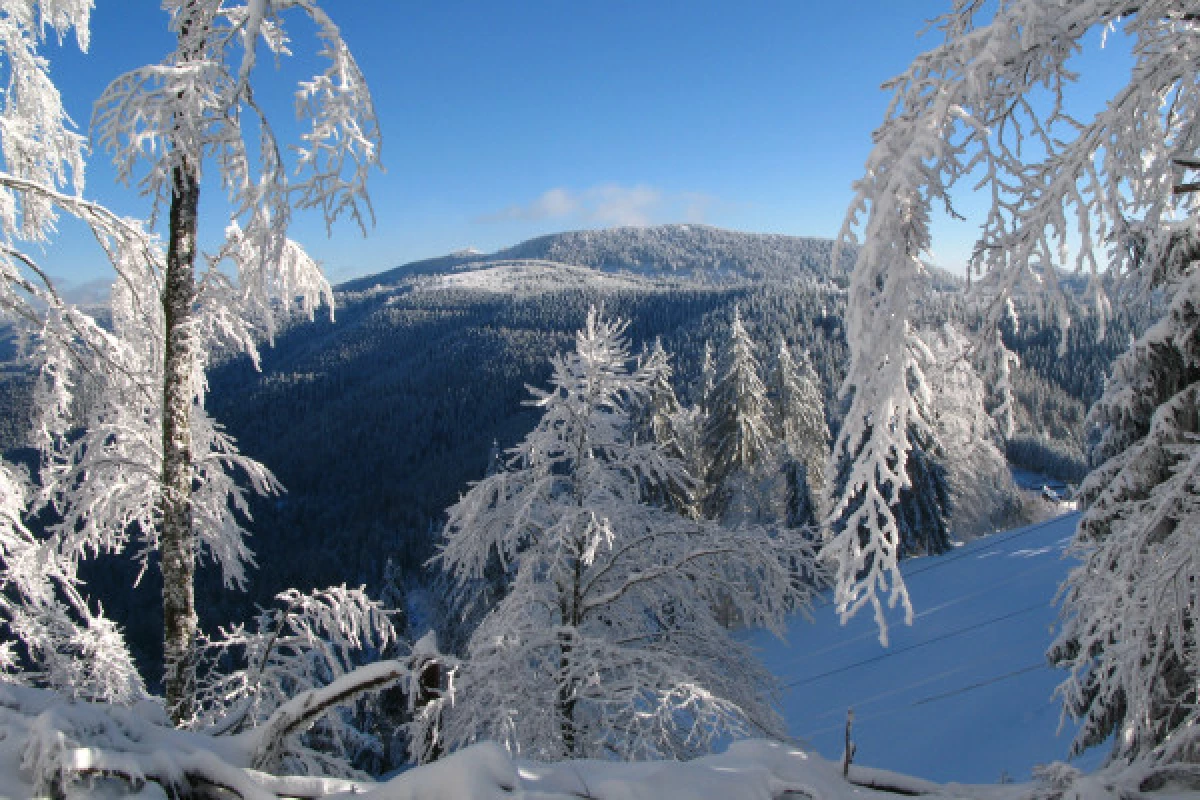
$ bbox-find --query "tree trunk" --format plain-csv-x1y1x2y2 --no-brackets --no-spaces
162,161,199,725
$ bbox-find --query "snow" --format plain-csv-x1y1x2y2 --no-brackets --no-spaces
358,739,953,799
0,512,1195,798
411,260,655,295
754,511,1108,785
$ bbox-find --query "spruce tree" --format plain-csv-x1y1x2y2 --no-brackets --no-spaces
703,308,776,523
770,339,829,528
632,338,694,515
1050,260,1200,761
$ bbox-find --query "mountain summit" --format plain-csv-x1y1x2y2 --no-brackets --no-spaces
340,224,856,291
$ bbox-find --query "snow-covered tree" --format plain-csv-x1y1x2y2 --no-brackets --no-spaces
0,1,131,322
892,422,952,559
919,323,1023,540
982,313,1021,442
193,586,397,776
839,0,1200,760
0,1,164,705
824,318,943,641
770,339,829,528
436,309,816,760
22,0,383,722
631,338,696,515
34,274,275,603
704,307,778,523
634,338,684,451
700,339,717,413
0,458,145,705
1050,273,1200,762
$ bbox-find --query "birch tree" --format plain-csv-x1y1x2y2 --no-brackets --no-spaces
0,1,170,703
23,0,382,722
436,309,816,760
839,0,1200,761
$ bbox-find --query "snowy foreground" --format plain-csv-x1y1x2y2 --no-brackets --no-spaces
0,686,1193,800
1,512,1197,799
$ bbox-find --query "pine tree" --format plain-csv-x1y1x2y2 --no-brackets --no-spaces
631,338,694,514
703,308,777,523
700,339,718,413
825,321,949,640
894,426,952,558
435,308,815,760
918,323,1023,539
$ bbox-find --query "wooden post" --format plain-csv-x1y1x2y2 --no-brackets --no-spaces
842,707,856,779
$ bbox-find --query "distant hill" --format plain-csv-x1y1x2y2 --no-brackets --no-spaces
340,224,860,290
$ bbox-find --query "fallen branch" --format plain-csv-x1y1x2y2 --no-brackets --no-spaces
247,658,413,771
846,765,942,797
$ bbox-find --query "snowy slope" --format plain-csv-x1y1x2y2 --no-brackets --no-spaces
409,260,656,295
756,511,1107,785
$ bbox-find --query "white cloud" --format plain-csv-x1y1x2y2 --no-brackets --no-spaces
585,183,661,226
476,184,715,228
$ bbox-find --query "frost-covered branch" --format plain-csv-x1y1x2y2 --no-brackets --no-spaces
842,0,1200,760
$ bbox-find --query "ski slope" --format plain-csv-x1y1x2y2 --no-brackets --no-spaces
755,511,1108,785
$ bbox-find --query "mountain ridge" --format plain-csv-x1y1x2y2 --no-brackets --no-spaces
338,224,860,292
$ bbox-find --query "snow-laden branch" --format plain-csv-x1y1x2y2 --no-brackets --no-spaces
244,659,412,772
840,0,1200,760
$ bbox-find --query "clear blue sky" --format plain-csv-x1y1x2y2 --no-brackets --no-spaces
42,1,1131,291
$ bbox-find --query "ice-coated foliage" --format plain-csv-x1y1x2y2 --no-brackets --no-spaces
32,243,281,588
841,0,1200,761
1051,272,1200,763
0,0,160,330
93,0,379,263
65,0,380,718
825,318,935,643
193,586,397,776
917,323,1023,539
0,458,145,705
436,308,817,760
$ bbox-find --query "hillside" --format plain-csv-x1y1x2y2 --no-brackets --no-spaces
758,510,1107,784
199,282,847,627
0,226,1116,685
3,512,1162,800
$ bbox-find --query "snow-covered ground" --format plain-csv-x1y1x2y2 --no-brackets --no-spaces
5,511,1196,799
755,511,1107,785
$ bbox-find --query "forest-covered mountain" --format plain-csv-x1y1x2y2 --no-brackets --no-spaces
0,225,1122,679
202,283,848,622
341,224,865,289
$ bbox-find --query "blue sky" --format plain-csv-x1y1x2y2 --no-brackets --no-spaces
42,2,1132,290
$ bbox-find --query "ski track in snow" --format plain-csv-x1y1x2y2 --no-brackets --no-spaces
753,512,1108,785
